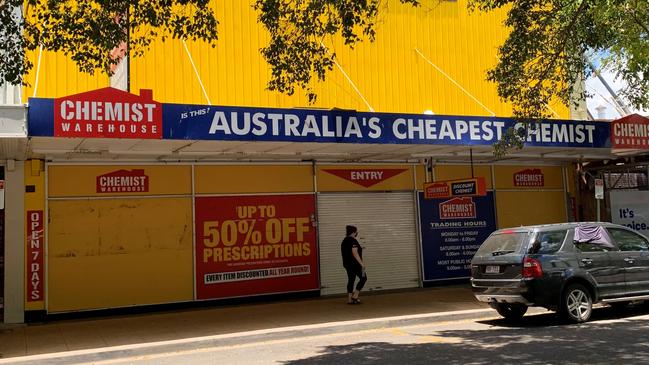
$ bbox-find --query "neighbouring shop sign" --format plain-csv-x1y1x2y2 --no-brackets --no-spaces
611,191,649,235
419,192,497,281
28,88,611,148
514,168,545,187
611,114,649,150
322,168,408,187
595,179,604,200
424,177,486,199
27,210,44,302
194,194,319,300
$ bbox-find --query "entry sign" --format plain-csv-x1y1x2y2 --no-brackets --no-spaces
424,177,487,199
595,179,604,200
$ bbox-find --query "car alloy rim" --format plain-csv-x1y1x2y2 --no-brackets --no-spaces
567,289,591,320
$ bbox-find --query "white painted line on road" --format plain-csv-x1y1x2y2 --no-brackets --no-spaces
0,308,493,364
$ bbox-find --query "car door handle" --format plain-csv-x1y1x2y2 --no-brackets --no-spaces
581,258,593,265
624,257,636,264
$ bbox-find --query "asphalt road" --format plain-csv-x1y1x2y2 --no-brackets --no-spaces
78,304,649,365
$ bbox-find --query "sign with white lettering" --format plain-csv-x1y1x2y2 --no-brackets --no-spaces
26,210,44,302
96,169,150,193
514,169,545,187
28,88,611,148
419,192,497,281
322,168,408,188
611,114,649,150
424,177,486,199
52,88,162,139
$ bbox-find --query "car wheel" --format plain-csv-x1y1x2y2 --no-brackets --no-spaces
494,303,528,320
561,283,593,323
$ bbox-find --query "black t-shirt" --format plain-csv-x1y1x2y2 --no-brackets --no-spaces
341,236,362,269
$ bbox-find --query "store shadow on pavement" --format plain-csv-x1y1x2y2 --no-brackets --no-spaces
281,308,649,365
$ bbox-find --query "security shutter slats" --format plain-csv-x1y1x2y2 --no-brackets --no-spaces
317,192,420,295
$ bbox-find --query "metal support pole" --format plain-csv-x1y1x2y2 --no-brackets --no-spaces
470,148,474,178
596,173,601,222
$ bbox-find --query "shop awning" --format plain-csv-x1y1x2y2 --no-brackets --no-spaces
28,137,616,163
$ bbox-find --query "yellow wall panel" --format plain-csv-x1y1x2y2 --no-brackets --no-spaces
48,165,191,197
317,165,414,192
434,164,493,190
496,191,567,228
24,1,570,119
195,165,313,194
494,165,564,190
47,198,193,312
23,50,109,100
415,164,428,190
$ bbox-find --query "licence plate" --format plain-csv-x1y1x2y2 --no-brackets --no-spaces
485,265,500,274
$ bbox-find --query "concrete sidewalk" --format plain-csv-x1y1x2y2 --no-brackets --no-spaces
0,285,491,362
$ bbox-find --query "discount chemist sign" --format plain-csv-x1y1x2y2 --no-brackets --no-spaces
194,194,319,300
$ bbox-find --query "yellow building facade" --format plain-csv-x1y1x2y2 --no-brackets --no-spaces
11,0,607,321
23,0,569,118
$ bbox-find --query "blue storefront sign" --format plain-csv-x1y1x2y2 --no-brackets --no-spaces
27,88,611,148
419,192,497,281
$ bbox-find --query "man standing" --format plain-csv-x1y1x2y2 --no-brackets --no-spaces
341,225,367,304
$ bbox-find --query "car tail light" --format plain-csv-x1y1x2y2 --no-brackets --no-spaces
522,256,543,279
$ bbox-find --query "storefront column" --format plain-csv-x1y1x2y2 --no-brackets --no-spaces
4,160,24,324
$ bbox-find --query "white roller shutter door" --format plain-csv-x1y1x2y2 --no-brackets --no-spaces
317,192,420,295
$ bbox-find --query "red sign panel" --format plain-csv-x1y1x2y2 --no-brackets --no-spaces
322,168,408,187
195,194,319,300
425,182,450,199
611,114,649,149
514,169,544,187
27,210,44,302
96,169,150,193
424,177,486,199
54,87,162,139
439,197,476,219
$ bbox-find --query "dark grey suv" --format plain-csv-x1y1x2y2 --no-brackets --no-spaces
471,222,649,323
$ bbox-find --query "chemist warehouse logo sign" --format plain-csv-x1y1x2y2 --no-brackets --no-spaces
54,87,162,139
440,197,476,219
96,169,149,193
514,169,545,187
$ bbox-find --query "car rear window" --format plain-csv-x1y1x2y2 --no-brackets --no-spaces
528,230,567,254
475,231,529,256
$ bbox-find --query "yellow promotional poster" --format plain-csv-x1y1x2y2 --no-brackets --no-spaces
194,165,313,194
48,165,191,197
24,160,45,311
317,165,414,192
494,166,563,190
